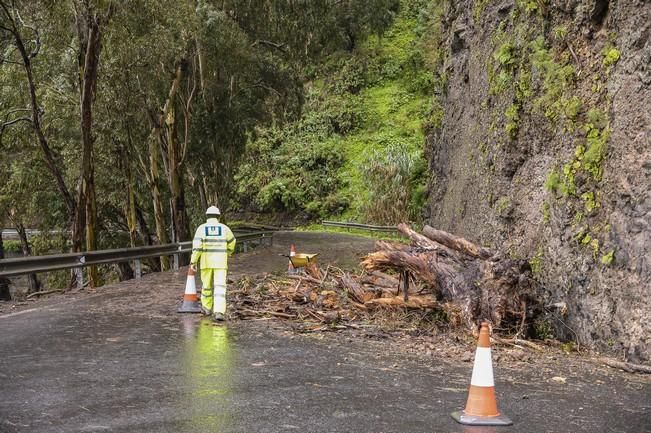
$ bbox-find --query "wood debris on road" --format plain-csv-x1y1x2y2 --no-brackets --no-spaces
230,223,541,340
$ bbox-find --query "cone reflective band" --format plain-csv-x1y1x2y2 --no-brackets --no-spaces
287,244,296,274
451,322,512,426
177,267,202,313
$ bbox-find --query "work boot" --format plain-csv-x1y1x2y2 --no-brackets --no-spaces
213,312,225,322
200,306,211,316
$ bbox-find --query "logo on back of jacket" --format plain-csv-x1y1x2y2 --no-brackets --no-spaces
206,226,222,237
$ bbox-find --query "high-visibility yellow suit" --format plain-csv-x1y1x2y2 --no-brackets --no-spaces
190,217,236,315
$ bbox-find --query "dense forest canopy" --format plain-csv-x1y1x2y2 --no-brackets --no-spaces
0,0,406,287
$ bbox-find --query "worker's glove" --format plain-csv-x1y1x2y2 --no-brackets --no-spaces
190,263,197,272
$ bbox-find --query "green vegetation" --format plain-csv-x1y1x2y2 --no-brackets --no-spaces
552,25,568,41
0,0,402,294
601,250,615,265
533,318,555,340
529,247,544,274
504,103,520,139
581,191,598,213
473,0,491,23
516,0,540,15
234,0,442,224
563,97,583,122
544,167,575,197
602,46,621,68
529,37,576,122
541,202,551,224
582,125,610,181
483,5,617,267
495,196,511,216
2,240,21,254
298,223,408,243
560,341,576,354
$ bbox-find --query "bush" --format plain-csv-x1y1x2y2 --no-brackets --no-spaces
235,130,347,218
2,240,21,254
361,143,426,223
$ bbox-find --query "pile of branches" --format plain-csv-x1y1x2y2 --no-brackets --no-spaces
230,224,540,337
230,263,452,333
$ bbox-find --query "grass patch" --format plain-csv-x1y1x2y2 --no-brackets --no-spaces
297,223,408,243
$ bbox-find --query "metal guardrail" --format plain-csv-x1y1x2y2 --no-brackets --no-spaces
0,228,67,241
0,231,274,280
321,220,399,233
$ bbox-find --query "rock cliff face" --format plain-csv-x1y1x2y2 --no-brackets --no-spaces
425,0,649,361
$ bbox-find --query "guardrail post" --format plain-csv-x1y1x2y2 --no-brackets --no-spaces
243,241,248,253
134,259,142,279
173,253,179,271
75,267,84,290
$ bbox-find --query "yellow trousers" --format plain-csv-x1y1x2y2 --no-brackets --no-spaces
200,268,228,314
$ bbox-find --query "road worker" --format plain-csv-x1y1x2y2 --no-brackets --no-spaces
189,206,236,322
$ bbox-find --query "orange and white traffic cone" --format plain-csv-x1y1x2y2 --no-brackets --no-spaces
177,267,202,313
287,244,297,274
451,322,512,426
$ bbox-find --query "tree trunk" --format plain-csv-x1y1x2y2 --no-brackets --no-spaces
166,99,189,246
136,206,161,273
0,231,11,301
7,6,77,246
422,225,495,260
13,46,76,220
362,225,536,334
76,11,103,287
124,153,138,249
15,223,40,294
145,59,187,270
198,177,208,212
122,126,139,248
164,60,190,248
116,262,134,281
148,137,170,270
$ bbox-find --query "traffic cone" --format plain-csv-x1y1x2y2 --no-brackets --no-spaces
451,322,512,426
287,244,296,274
177,267,202,313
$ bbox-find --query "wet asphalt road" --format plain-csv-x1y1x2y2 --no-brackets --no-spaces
1,232,650,433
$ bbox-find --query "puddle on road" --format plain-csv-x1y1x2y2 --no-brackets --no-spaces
179,317,236,432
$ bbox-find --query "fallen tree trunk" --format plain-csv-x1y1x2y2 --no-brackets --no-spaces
599,358,651,374
361,241,480,299
365,295,437,309
361,224,536,334
422,225,495,260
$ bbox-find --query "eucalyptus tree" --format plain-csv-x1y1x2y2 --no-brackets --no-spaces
0,0,113,286
71,0,114,286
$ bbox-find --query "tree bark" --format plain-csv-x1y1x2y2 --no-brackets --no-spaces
148,136,170,269
422,225,495,260
123,146,138,248
362,225,535,333
166,91,190,246
165,59,190,248
198,178,208,212
142,61,187,270
0,231,11,301
15,222,40,294
75,8,104,287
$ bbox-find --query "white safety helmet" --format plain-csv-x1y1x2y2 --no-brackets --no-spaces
206,206,221,215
